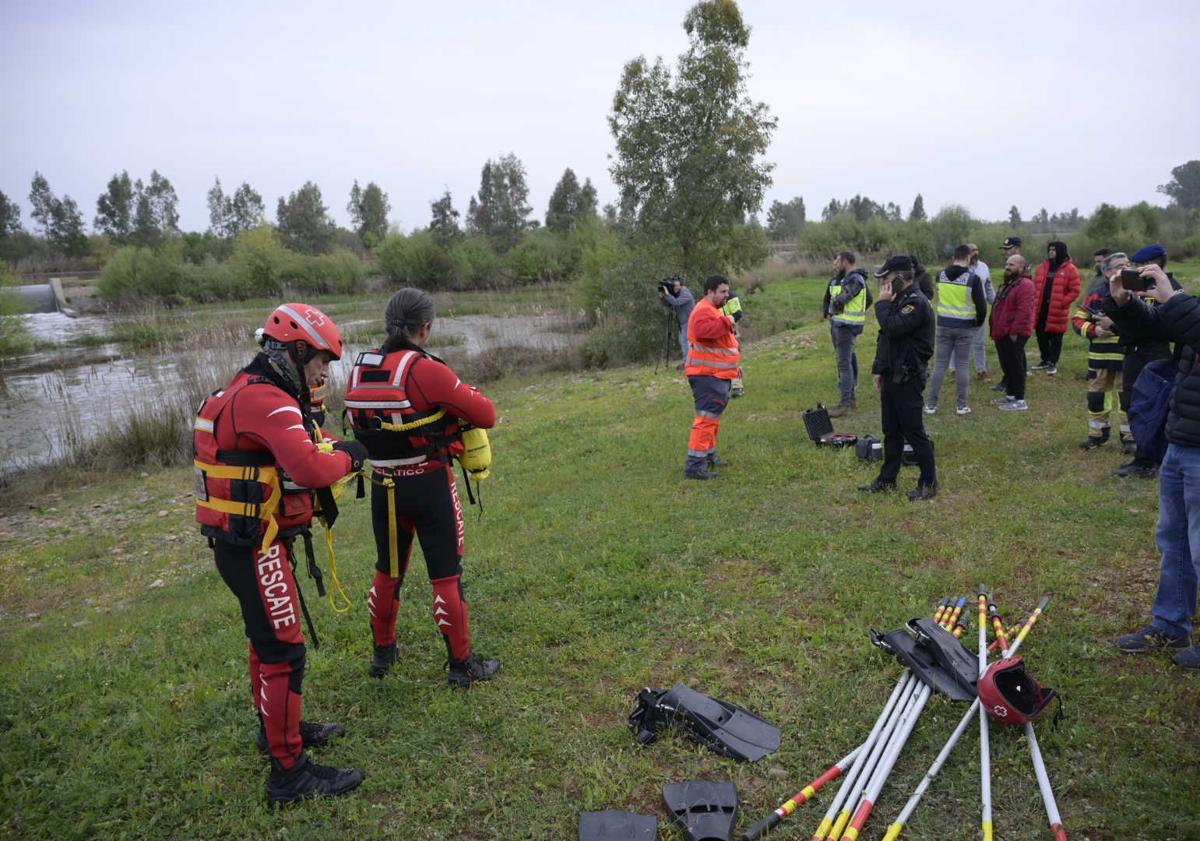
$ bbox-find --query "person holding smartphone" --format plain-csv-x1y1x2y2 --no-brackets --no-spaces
1105,260,1200,669
1112,244,1184,478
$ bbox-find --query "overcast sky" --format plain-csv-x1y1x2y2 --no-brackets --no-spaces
2,0,1198,234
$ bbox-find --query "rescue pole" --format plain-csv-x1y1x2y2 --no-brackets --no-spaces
978,589,994,841
877,596,1051,841
839,675,933,841
742,745,864,841
1025,723,1068,840
808,599,955,841
821,598,965,841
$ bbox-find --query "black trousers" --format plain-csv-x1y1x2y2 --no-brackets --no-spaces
1035,329,1064,366
994,336,1029,400
1123,346,1172,467
879,377,936,486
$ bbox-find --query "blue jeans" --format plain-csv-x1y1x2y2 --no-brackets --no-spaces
830,323,860,405
1150,444,1200,637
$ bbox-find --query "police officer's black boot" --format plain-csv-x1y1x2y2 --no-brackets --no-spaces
257,720,345,756
266,754,364,806
447,652,502,688
857,478,896,493
369,642,399,679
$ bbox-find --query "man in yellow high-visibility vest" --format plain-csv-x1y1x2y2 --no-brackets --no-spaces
823,251,870,417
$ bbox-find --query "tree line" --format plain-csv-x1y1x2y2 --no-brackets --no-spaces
2,1,1199,365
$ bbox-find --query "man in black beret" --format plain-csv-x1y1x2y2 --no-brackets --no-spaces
858,256,938,500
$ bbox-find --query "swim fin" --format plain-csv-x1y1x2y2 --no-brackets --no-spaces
629,683,781,762
662,780,738,841
578,810,657,840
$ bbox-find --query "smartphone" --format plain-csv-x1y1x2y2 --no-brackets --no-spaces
1121,267,1153,292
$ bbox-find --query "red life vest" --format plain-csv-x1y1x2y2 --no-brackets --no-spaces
193,374,317,549
344,349,461,474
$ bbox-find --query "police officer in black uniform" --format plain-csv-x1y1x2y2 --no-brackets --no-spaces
859,255,938,500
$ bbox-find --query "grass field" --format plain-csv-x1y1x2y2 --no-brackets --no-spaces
2,270,1199,839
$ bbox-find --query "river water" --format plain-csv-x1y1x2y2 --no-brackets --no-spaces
0,311,578,477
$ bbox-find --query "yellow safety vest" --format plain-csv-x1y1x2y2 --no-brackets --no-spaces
936,270,976,323
829,277,867,326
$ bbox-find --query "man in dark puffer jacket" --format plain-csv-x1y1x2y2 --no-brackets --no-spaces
1104,264,1200,668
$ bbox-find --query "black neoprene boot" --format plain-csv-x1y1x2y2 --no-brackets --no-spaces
369,642,399,678
447,652,501,688
257,721,345,756
266,754,364,806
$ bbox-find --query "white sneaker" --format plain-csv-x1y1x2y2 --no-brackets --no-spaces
955,405,972,415
990,395,1015,406
1045,366,1057,375
998,399,1029,411
923,404,937,415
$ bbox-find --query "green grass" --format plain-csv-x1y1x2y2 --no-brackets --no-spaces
2,274,1200,839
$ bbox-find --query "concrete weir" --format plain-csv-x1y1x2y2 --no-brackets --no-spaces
11,279,76,317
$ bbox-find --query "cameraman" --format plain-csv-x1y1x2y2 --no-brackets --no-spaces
1105,263,1200,669
659,276,695,370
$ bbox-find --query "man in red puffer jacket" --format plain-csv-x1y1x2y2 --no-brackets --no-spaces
1030,240,1081,374
990,254,1036,410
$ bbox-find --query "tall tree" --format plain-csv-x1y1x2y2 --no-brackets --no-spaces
28,172,87,256
546,168,582,233
908,193,926,222
546,168,597,234
207,177,232,238
130,170,180,246
1086,203,1120,242
347,180,391,248
821,198,843,222
466,153,532,251
1158,160,1200,210
608,0,775,277
930,204,974,257
765,196,805,241
95,171,135,244
277,181,335,254
429,191,461,245
208,178,265,238
1008,205,1021,227
579,178,598,218
0,190,22,239
230,182,266,235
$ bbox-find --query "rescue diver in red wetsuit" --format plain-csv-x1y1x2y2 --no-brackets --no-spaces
194,303,369,804
344,288,501,688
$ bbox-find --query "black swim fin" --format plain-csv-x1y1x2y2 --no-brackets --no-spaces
662,780,738,841
629,683,781,762
579,810,657,840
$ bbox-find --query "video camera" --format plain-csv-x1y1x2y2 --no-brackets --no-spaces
658,276,681,294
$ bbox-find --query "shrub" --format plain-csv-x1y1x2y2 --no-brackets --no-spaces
0,288,30,356
448,236,501,289
577,250,672,367
97,245,186,306
505,228,566,285
378,231,454,289
229,226,288,298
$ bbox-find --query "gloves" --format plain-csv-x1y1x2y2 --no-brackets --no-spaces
331,439,368,472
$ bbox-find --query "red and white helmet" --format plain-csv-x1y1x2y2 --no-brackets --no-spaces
978,656,1057,726
261,303,344,361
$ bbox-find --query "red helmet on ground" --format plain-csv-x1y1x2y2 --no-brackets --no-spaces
978,656,1057,725
261,303,344,361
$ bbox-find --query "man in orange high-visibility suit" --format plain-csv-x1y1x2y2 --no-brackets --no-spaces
683,274,742,480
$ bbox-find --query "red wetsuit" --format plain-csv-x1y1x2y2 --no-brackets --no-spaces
195,357,354,769
350,342,496,663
